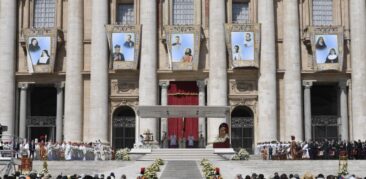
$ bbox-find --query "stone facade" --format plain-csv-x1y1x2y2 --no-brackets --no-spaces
0,0,365,150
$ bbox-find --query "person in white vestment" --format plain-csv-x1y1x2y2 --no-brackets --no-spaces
65,142,72,160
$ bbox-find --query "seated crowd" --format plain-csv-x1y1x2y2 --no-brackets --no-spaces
235,172,366,179
1,172,127,179
257,139,366,160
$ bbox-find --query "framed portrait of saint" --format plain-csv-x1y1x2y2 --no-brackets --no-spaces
106,25,141,70
225,24,260,68
310,26,344,71
165,25,201,71
23,28,58,73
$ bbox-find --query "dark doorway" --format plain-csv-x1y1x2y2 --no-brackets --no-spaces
29,127,54,142
231,106,254,153
112,106,136,149
311,84,339,141
30,87,57,116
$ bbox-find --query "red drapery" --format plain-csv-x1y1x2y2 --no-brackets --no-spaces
167,82,199,140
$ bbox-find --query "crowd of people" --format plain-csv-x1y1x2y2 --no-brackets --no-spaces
0,139,113,161
235,172,366,179
1,172,127,179
257,139,366,160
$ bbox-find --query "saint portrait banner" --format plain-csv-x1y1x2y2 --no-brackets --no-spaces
225,24,260,69
106,25,141,70
23,28,59,73
165,25,201,71
309,26,344,72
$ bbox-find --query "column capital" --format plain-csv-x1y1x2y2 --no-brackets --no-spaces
159,80,170,89
196,80,206,90
55,82,65,89
18,82,29,90
302,80,313,88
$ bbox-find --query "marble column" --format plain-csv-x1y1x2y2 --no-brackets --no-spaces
197,80,206,139
350,0,366,140
0,0,16,136
90,0,109,143
55,82,64,143
18,83,29,139
64,0,84,142
159,81,169,139
207,0,227,144
303,81,313,141
257,0,277,142
283,0,302,141
339,81,349,141
139,0,158,142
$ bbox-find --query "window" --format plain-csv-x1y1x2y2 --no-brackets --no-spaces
232,2,249,23
116,4,135,24
312,0,333,26
33,0,56,28
172,0,194,25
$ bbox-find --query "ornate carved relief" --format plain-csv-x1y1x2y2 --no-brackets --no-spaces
110,79,138,96
229,97,257,115
230,80,257,94
27,116,56,126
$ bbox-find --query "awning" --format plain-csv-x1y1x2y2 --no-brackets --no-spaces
137,105,230,118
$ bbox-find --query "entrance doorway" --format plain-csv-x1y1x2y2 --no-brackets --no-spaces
231,106,254,153
112,106,136,149
28,86,57,142
167,82,199,148
311,84,339,141
29,127,54,142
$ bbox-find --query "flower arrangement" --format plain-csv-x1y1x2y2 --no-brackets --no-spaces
200,159,222,179
232,148,250,160
115,148,130,161
142,158,165,179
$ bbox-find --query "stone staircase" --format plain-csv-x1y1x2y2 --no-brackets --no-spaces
138,149,226,161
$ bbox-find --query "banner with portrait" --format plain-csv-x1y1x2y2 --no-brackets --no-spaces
106,25,141,70
225,24,260,69
309,26,344,71
165,25,201,71
23,28,59,73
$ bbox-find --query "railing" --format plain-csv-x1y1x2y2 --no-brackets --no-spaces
311,115,339,126
27,116,56,126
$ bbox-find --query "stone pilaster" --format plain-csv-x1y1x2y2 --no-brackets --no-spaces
339,80,349,141
55,82,65,143
207,0,227,144
0,0,16,136
159,81,169,139
350,0,366,140
283,0,303,141
139,0,158,142
197,80,206,139
303,80,313,141
64,0,84,142
257,0,277,142
18,83,29,139
89,0,109,143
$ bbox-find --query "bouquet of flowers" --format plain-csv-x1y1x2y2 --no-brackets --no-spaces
115,148,130,161
200,159,217,178
232,148,250,160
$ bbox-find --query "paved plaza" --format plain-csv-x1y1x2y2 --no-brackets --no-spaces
32,159,366,179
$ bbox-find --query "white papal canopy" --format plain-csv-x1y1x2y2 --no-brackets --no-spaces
136,106,230,118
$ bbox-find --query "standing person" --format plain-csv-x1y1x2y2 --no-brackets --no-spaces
198,133,205,148
188,133,195,148
169,133,177,148
261,146,268,160
29,140,35,159
269,145,273,160
290,136,298,160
